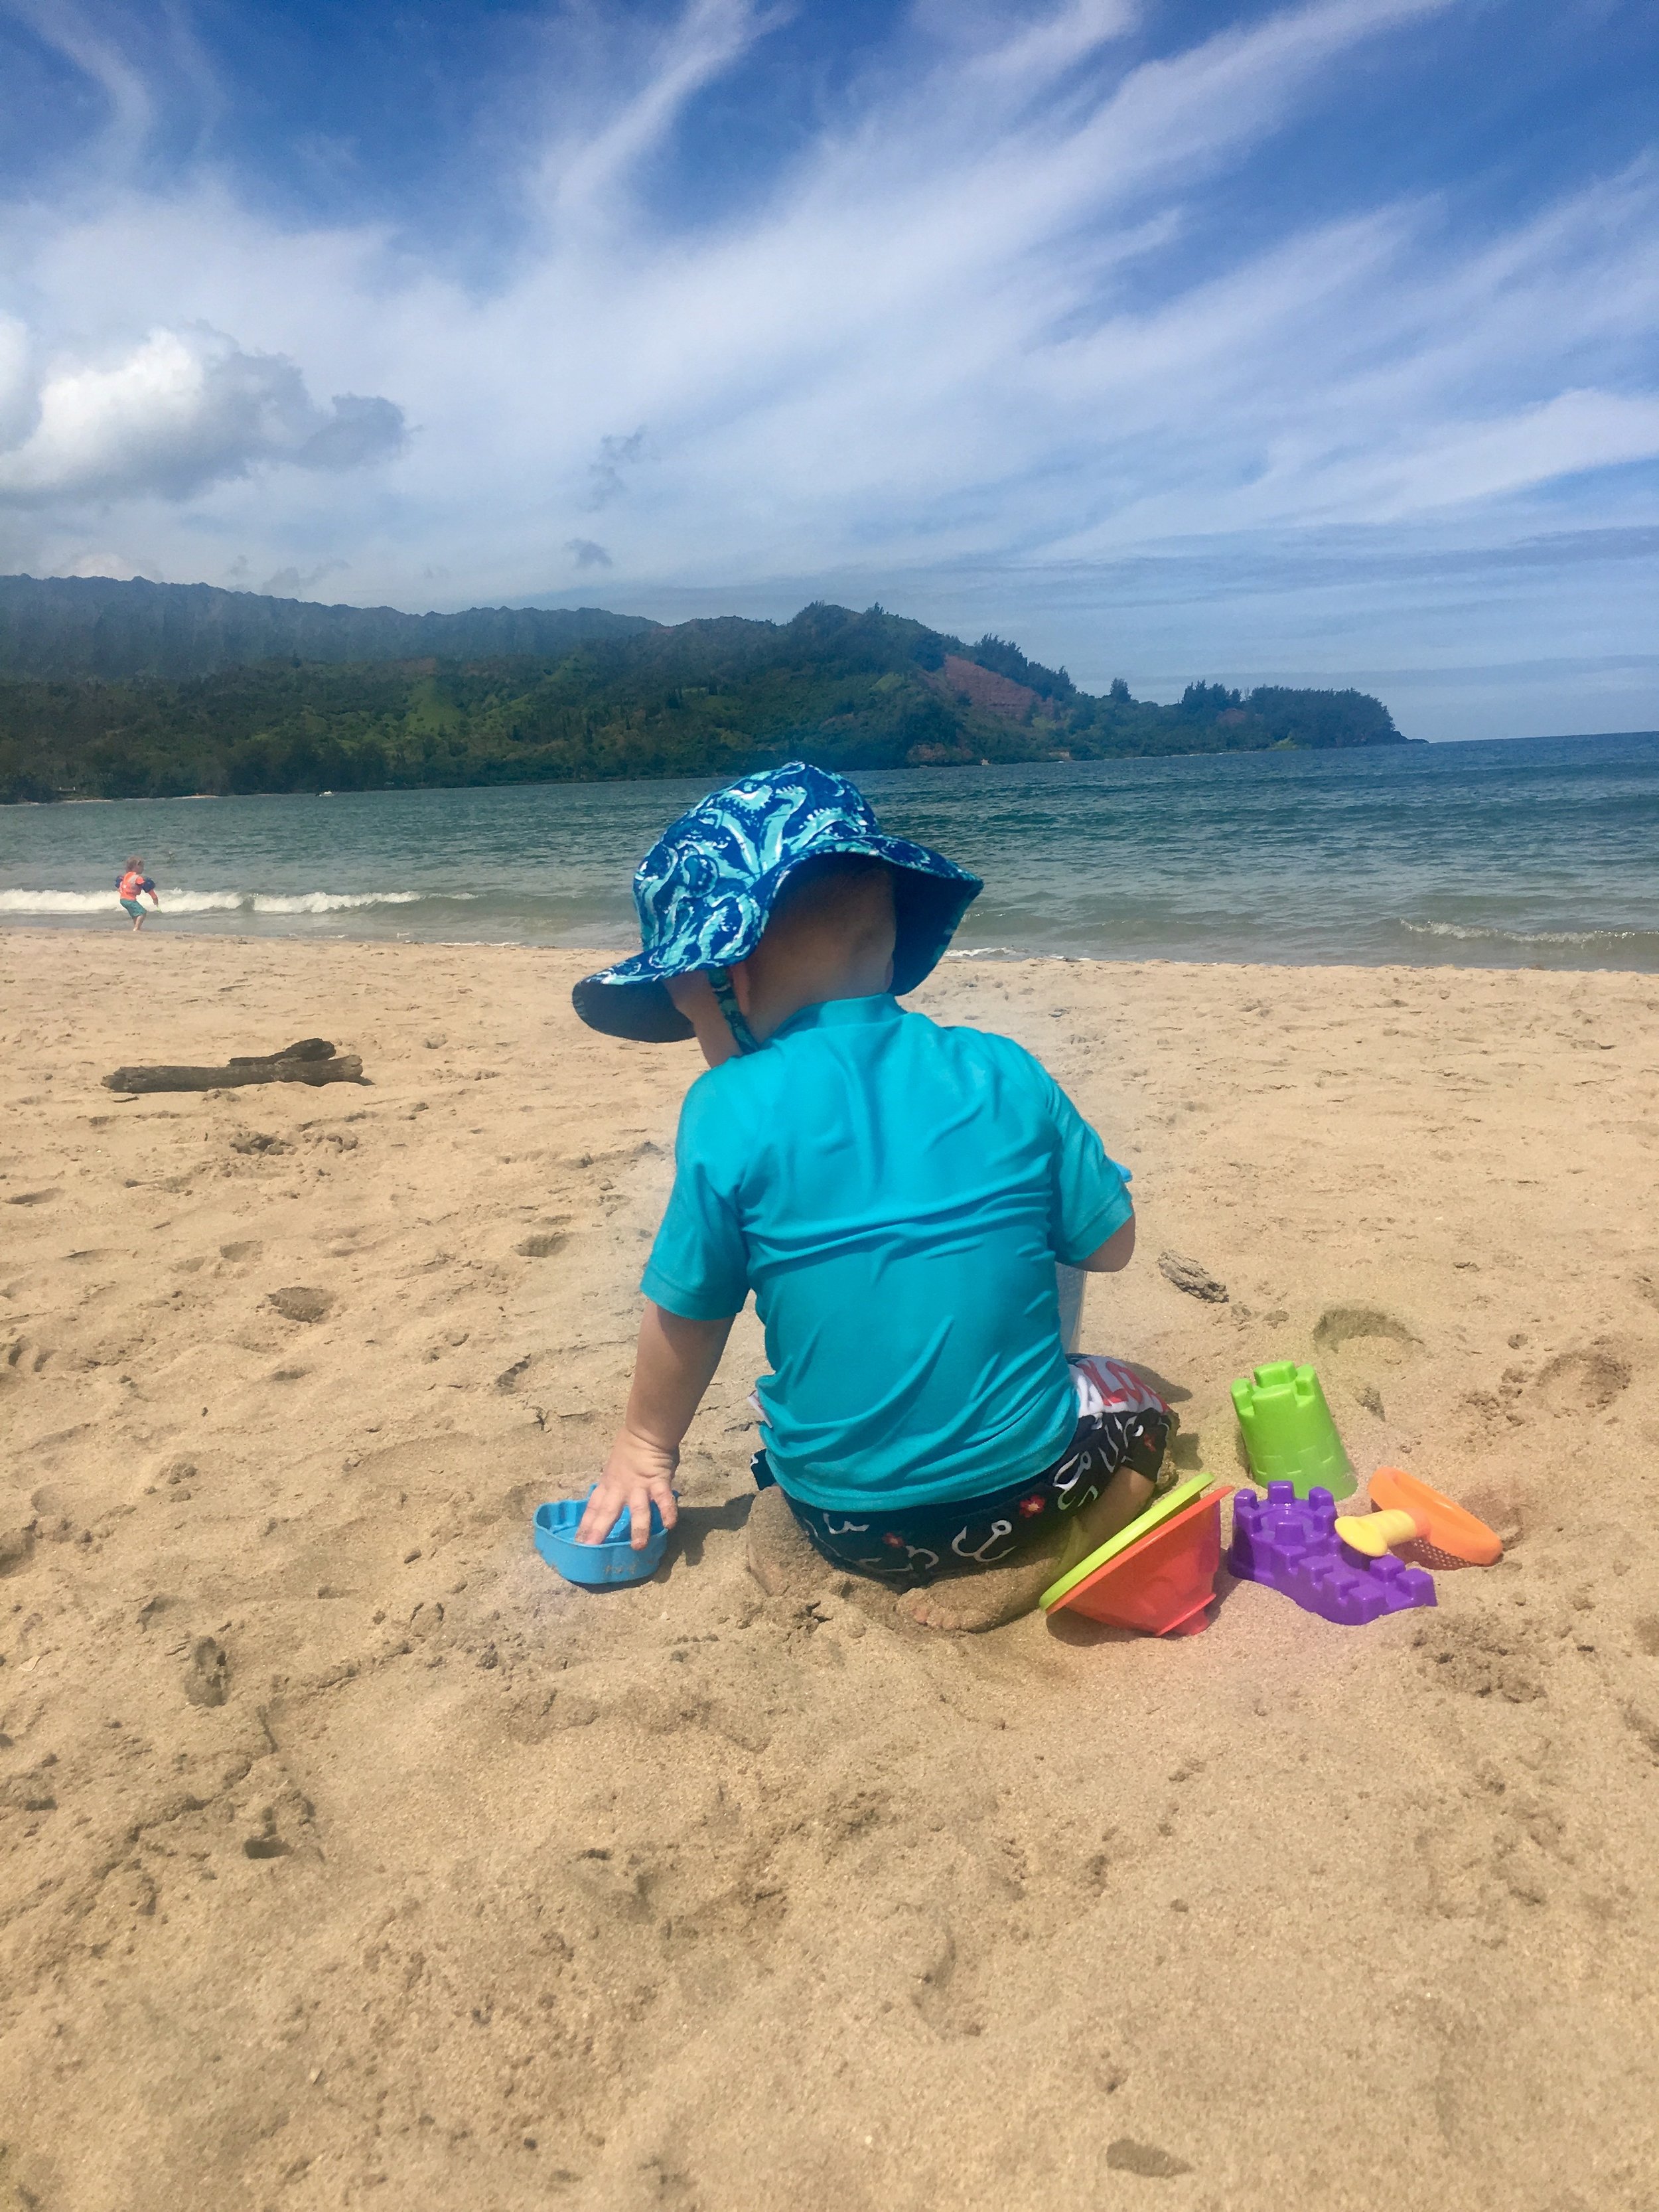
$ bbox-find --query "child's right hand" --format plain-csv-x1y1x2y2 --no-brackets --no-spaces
576,1428,681,1550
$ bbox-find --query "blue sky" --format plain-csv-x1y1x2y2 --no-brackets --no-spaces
0,0,1654,737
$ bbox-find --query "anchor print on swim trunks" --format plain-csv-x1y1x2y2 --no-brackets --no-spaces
751,1356,1174,1585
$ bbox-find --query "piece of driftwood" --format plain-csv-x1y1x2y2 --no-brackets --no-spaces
104,1051,364,1094
1157,1250,1230,1303
229,1037,337,1065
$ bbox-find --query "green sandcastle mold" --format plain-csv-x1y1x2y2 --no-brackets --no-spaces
1230,1361,1356,1501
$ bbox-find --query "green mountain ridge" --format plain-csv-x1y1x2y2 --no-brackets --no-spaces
0,573,656,680
0,584,1403,804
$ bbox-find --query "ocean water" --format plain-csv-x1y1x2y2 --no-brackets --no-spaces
3,731,1656,970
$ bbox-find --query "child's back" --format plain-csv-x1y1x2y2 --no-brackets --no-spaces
646,992,1131,1509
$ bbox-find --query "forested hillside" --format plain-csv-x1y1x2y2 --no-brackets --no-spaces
0,574,654,680
0,591,1402,803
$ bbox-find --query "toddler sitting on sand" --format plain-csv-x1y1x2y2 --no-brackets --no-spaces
571,764,1172,1630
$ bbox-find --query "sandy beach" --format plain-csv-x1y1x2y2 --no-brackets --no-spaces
2,926,1657,2212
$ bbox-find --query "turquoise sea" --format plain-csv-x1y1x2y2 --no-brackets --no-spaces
3,731,1657,970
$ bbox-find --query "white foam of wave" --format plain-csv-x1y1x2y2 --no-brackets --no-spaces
943,944,1087,963
0,887,450,916
1400,919,1658,947
0,887,239,915
250,891,423,913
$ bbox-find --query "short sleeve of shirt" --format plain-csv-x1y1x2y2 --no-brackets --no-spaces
1041,1067,1133,1265
640,1078,752,1320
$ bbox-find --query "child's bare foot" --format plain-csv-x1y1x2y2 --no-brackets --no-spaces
745,1485,830,1601
899,1544,1062,1633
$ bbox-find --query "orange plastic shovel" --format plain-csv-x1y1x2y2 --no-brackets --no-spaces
1350,1467,1502,1567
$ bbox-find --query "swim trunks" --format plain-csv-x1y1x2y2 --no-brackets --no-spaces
752,1355,1173,1585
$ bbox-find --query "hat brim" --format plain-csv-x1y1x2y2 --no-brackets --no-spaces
571,972,695,1043
573,838,981,1042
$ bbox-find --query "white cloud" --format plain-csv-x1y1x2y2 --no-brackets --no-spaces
0,323,404,503
58,547,145,579
259,558,348,597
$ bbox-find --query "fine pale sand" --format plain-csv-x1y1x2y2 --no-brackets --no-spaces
3,929,1658,2212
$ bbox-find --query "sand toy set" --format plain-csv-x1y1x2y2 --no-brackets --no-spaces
1041,1357,1504,1637
535,1351,1503,1619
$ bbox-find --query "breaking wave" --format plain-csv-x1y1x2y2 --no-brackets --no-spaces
0,887,457,916
250,891,429,914
1399,919,1659,948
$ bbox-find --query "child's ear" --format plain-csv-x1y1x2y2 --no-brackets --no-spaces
667,970,741,1067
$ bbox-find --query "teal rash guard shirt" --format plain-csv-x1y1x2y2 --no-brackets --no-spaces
641,994,1133,1512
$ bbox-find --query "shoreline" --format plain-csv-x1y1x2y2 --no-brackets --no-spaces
1,726,1656,813
5,922,1658,976
2,930,1656,2210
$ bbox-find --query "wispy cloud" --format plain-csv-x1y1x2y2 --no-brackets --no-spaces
538,0,786,225
0,0,1652,735
4,0,158,175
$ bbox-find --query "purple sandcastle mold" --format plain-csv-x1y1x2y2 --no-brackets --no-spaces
1228,1482,1436,1627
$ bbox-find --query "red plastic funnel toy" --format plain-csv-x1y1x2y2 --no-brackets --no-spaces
1045,1485,1230,1635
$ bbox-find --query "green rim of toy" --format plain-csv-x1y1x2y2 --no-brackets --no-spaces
1039,1473,1216,1611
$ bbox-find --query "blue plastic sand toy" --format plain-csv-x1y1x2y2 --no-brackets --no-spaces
534,1489,669,1587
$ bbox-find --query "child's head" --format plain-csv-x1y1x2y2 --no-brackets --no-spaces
746,852,896,998
571,761,981,1054
670,855,897,1065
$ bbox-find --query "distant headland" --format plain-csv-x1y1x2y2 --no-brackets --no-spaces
0,573,1402,803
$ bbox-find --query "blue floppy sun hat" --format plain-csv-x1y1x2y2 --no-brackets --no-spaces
571,761,982,1044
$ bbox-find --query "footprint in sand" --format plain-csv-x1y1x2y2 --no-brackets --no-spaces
0,1524,36,1576
1534,1347,1630,1416
1315,1308,1419,1420
230,1130,292,1156
1415,1614,1546,1703
1313,1305,1419,1359
1106,2138,1193,2177
1623,1704,1659,1764
267,1286,334,1323
184,1637,230,1708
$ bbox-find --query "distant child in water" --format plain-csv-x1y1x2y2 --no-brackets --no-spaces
117,857,159,932
569,765,1171,1631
